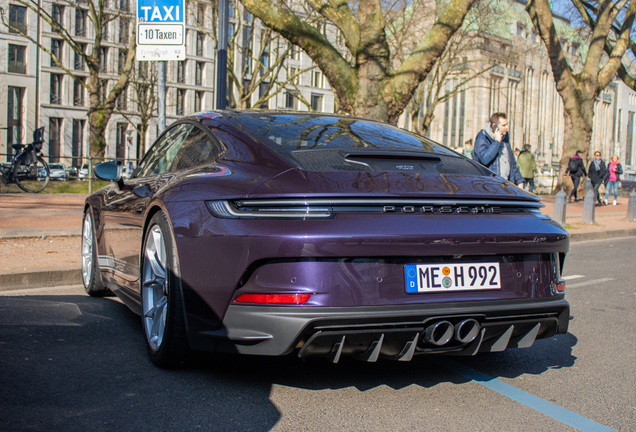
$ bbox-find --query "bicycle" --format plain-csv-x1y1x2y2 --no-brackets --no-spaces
0,127,50,193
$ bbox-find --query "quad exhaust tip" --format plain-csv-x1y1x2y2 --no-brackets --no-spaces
423,319,481,346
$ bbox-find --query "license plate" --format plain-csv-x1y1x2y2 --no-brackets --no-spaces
405,263,501,293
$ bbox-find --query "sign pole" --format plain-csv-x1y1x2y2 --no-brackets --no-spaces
158,61,166,134
216,0,228,110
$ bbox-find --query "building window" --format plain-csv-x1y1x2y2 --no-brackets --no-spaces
117,85,128,110
116,123,127,159
8,45,26,74
196,3,206,26
228,23,235,45
99,47,108,72
9,5,27,35
51,4,64,30
244,9,252,22
75,9,86,37
627,111,635,166
100,80,108,105
74,44,86,70
49,118,63,162
118,49,127,74
243,80,251,108
50,74,63,104
195,91,203,112
6,87,23,160
313,71,322,88
72,120,85,167
119,0,130,12
243,26,253,72
177,60,186,83
290,44,300,61
260,44,270,75
102,20,109,41
290,67,298,85
119,17,130,43
285,91,296,109
228,2,234,18
196,32,205,56
176,89,185,115
259,82,269,109
311,94,323,112
195,61,204,86
74,78,85,106
51,39,63,67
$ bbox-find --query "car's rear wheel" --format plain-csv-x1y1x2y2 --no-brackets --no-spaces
81,211,109,297
141,212,191,367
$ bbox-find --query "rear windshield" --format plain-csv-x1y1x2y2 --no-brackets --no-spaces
226,113,455,155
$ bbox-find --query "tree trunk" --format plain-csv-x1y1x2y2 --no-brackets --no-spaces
552,105,593,194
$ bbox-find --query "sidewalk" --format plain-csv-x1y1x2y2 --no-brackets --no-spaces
1,192,635,291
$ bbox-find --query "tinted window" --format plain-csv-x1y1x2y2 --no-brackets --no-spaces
170,126,223,172
227,114,453,155
138,124,193,177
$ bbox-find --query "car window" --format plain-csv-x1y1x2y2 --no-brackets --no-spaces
226,113,454,155
169,126,223,172
137,123,193,177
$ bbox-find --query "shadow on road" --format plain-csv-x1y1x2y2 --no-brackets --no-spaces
0,293,578,431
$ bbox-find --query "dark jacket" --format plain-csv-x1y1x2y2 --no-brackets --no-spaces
565,155,587,177
473,129,524,184
588,159,608,185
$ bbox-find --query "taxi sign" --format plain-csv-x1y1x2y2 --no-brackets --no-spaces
137,0,186,61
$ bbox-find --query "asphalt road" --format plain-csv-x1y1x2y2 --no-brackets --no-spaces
0,238,634,432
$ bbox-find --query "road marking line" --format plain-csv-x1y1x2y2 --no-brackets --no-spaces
438,359,616,432
566,278,614,289
562,275,585,281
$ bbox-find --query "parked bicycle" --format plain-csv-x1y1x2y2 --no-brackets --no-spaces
0,127,50,193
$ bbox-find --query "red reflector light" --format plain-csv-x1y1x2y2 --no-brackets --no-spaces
234,293,311,304
557,282,565,292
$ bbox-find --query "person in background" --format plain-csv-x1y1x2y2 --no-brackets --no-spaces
514,148,521,158
588,151,608,206
473,112,525,187
516,144,538,192
463,139,474,159
604,155,623,205
563,150,587,202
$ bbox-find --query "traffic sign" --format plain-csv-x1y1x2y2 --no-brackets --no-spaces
136,0,186,61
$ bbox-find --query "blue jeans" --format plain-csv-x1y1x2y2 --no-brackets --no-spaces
605,181,619,201
523,178,535,193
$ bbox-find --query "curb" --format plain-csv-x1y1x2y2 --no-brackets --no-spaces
1,228,635,292
0,266,81,292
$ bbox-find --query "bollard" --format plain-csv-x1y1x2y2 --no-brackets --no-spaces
584,177,592,196
553,189,567,225
582,188,596,224
628,189,636,221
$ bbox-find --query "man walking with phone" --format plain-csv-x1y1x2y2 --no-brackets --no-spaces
473,113,525,187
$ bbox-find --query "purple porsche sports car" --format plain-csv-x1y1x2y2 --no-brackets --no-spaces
82,111,569,367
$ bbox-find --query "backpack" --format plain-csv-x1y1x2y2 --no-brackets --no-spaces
568,158,578,174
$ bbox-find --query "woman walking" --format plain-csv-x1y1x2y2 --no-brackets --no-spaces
588,151,608,206
604,155,623,205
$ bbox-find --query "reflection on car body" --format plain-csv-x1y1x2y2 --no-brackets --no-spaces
81,110,570,367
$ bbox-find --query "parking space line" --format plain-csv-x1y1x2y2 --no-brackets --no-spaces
437,359,616,432
562,275,585,281
566,278,614,289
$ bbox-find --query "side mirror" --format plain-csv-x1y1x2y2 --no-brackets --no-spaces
94,161,125,189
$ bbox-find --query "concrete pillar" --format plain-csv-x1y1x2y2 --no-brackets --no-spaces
553,189,567,225
627,189,636,221
582,189,596,224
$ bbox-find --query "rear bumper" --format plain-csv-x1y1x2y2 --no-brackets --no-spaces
186,297,569,361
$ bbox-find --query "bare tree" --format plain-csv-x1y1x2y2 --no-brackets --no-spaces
403,0,534,135
115,61,158,156
1,0,136,157
239,0,476,124
525,0,635,192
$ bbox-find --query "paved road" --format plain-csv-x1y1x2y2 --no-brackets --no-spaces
0,238,634,432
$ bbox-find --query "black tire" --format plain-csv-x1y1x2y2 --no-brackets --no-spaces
141,211,192,367
81,210,109,297
13,155,50,193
